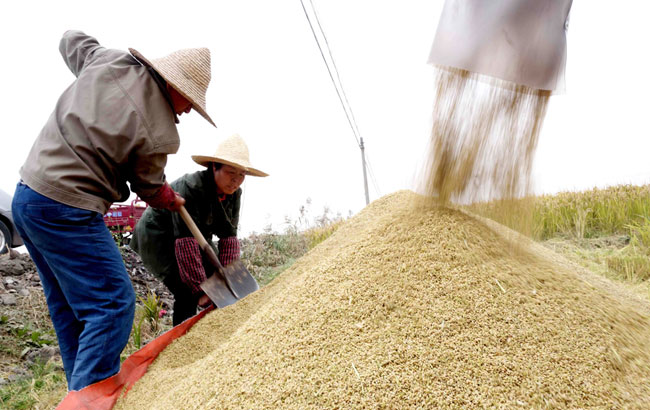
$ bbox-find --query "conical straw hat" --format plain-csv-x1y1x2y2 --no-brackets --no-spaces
129,47,215,127
192,134,268,177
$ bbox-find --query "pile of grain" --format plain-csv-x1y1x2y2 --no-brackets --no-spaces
417,67,550,204
116,191,650,409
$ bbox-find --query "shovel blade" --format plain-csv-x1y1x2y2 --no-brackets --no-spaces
199,274,238,309
222,260,259,299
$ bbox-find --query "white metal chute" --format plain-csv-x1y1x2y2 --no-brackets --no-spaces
428,0,573,92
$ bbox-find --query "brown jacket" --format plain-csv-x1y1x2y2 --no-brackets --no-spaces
20,30,180,214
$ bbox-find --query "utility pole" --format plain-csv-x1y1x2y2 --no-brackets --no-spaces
300,0,374,206
360,137,369,205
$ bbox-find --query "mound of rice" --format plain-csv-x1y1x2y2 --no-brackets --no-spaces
116,191,650,409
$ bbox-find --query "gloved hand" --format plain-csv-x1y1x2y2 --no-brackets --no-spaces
143,182,185,211
167,192,185,212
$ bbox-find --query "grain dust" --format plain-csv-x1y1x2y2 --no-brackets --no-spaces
116,191,650,409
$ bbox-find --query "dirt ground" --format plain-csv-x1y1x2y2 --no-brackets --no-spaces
0,247,172,387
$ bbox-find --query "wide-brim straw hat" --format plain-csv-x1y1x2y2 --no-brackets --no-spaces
129,47,215,127
192,134,268,177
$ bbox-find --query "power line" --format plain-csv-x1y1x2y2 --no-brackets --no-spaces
308,0,365,143
299,0,360,148
300,0,379,204
309,0,382,198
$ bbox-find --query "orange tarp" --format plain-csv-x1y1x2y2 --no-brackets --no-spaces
56,306,214,410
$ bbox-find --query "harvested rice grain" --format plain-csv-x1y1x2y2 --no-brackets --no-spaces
116,191,650,409
417,67,549,205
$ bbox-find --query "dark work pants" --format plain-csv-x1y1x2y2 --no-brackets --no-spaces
163,272,199,326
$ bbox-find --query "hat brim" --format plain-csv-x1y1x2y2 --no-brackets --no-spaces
192,155,269,177
129,48,216,127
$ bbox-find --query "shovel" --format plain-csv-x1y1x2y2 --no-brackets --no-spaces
178,205,259,308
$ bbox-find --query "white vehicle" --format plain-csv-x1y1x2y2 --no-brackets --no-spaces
0,188,24,255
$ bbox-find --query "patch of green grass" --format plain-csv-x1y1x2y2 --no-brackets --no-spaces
0,360,67,410
1,320,56,366
13,326,55,349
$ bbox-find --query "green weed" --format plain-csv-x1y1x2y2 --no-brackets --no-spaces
138,292,162,333
9,323,55,348
131,316,146,351
127,292,165,351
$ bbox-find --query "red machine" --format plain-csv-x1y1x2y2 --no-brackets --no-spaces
103,198,147,244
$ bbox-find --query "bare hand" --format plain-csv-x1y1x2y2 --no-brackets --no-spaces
198,294,211,307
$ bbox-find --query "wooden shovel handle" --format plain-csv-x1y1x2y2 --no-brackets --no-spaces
178,205,224,271
178,205,207,248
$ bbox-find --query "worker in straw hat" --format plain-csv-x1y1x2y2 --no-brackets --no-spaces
131,134,268,325
11,30,215,391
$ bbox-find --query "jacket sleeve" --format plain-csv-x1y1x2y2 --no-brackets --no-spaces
128,153,172,202
175,237,206,295
218,236,240,266
59,30,105,77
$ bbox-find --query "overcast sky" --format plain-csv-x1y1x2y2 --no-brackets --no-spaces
1,1,649,236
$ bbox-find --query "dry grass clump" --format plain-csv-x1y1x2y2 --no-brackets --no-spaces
116,191,650,409
532,184,650,240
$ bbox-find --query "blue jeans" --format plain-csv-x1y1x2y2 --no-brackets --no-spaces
11,182,135,391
